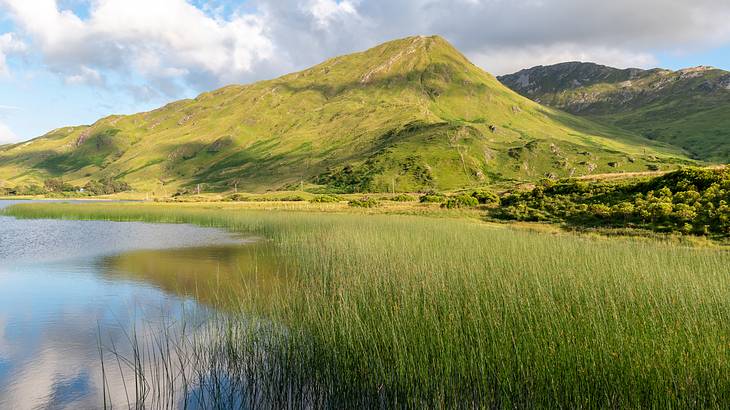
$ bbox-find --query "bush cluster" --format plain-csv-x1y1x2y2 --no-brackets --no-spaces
310,195,342,203
493,167,730,236
348,197,379,208
442,194,479,209
2,184,47,196
44,178,76,193
2,178,132,197
419,191,446,203
390,194,417,202
83,178,132,195
470,190,500,205
227,194,306,202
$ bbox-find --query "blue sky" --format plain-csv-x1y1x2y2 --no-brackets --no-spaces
1,0,729,143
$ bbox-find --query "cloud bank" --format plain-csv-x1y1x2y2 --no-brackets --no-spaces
1,0,730,100
0,32,25,76
0,121,18,144
1,0,273,98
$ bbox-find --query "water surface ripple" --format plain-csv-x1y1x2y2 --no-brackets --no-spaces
0,200,245,409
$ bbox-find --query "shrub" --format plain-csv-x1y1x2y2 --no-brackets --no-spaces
310,195,342,203
588,204,612,218
419,191,446,203
226,194,251,202
83,178,132,195
17,184,47,196
442,194,479,209
487,166,730,236
44,178,76,193
470,190,500,205
390,194,416,202
276,195,306,202
348,197,379,208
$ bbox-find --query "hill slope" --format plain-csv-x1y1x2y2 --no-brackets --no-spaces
499,62,730,162
0,37,692,194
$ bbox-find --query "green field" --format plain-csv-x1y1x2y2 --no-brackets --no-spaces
5,202,730,407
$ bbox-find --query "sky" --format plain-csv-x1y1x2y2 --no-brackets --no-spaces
1,0,730,144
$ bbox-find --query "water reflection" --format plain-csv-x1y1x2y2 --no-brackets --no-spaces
102,244,286,309
0,201,263,409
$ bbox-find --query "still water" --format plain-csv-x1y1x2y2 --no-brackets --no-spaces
0,200,263,409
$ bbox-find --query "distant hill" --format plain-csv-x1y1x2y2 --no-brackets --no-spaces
0,37,691,194
499,62,730,162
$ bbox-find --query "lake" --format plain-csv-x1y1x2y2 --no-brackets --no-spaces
0,200,260,409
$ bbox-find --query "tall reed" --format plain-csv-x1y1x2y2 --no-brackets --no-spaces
7,203,730,408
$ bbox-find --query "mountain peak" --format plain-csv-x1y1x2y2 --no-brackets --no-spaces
279,34,481,91
0,37,690,193
354,35,472,84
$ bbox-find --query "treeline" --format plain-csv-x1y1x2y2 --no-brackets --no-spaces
493,167,730,236
1,177,132,197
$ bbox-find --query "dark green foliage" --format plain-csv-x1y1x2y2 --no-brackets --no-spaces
16,184,47,195
442,194,479,209
316,163,381,193
173,187,197,197
310,195,342,203
493,167,730,236
348,197,379,208
83,178,132,195
226,193,250,202
470,190,500,205
390,194,417,202
276,195,306,202
419,191,446,203
44,178,76,193
226,194,306,202
316,150,435,193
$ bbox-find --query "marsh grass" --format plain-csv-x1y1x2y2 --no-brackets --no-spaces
6,202,730,408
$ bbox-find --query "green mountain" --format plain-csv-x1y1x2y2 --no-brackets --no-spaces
499,62,730,162
0,37,692,194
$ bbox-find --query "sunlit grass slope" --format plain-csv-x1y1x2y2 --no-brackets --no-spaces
0,37,692,193
500,62,730,162
5,202,730,407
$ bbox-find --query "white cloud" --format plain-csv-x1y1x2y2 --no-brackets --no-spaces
0,32,26,76
304,0,359,29
64,65,103,85
471,44,659,76
3,0,730,100
1,0,274,94
0,121,19,144
249,0,730,77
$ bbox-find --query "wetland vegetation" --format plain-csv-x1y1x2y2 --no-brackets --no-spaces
5,201,730,407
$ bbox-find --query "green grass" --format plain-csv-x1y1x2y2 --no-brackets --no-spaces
6,202,730,407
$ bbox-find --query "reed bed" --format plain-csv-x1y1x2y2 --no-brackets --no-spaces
6,202,730,408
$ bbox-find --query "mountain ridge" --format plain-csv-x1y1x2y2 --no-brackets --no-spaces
499,62,730,161
0,36,692,194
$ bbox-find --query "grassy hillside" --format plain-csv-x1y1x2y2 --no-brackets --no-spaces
499,62,730,162
0,37,692,194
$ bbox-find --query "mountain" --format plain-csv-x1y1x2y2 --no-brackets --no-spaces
0,37,692,194
499,62,730,162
